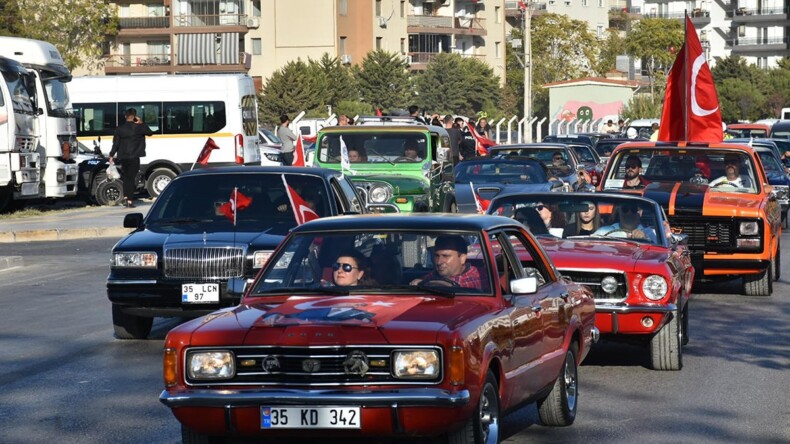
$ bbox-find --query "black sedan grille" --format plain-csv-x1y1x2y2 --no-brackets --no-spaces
559,270,627,301
669,218,734,250
185,345,443,387
164,247,244,279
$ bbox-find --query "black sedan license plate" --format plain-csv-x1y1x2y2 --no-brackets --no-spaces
261,406,360,429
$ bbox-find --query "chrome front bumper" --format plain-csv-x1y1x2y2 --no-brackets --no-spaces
595,303,677,314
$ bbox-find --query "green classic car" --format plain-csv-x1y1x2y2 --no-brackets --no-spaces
314,124,455,212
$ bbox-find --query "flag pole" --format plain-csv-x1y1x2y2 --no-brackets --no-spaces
683,11,689,141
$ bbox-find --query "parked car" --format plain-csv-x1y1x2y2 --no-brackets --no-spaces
452,156,562,213
487,192,694,370
726,123,771,139
159,214,597,443
107,166,371,339
599,142,782,296
488,143,585,190
258,128,283,166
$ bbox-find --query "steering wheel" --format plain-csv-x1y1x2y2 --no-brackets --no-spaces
418,277,459,287
394,156,417,162
712,181,737,188
601,228,632,238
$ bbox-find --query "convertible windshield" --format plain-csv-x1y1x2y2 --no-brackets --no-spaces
491,147,577,176
455,159,548,184
249,230,493,296
146,173,331,233
318,132,429,164
489,194,664,245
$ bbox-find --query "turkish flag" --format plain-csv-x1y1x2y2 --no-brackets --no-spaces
281,175,320,225
219,188,253,226
196,137,220,165
470,182,490,214
292,134,306,167
658,16,723,143
466,122,497,155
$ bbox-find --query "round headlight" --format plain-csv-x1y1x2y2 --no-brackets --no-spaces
369,185,390,203
601,276,619,294
642,275,668,300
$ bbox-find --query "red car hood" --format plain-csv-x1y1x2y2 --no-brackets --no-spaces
183,295,491,346
538,237,669,272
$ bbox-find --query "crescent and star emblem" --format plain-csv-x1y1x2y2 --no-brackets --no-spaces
690,54,718,117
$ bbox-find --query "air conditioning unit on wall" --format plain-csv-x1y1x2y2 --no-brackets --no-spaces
340,54,352,65
247,17,260,28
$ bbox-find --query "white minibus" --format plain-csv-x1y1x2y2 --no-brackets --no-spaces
70,74,261,197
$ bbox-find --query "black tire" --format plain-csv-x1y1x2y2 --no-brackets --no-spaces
0,186,14,213
447,370,500,444
95,179,124,206
743,268,771,296
681,303,690,346
181,425,213,444
538,343,578,426
89,171,107,205
773,238,781,281
444,198,458,214
112,304,153,340
650,307,682,371
145,168,177,198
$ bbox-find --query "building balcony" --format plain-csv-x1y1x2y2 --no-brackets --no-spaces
407,51,486,70
407,14,487,36
728,7,787,23
119,15,169,29
730,36,789,54
642,10,710,25
103,52,248,74
504,1,548,17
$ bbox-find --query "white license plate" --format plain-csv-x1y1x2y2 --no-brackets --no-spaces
181,283,219,304
261,406,360,429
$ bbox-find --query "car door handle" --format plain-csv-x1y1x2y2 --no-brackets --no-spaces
532,305,542,313
561,292,569,300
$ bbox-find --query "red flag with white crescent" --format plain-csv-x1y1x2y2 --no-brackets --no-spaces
292,134,306,167
658,15,723,143
196,137,220,165
219,188,253,226
470,182,490,214
281,175,319,225
466,122,496,155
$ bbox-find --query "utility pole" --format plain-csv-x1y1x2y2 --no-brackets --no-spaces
522,2,532,143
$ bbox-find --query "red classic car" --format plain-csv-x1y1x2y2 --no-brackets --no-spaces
487,193,694,370
160,215,597,443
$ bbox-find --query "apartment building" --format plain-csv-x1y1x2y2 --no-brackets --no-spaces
77,0,507,88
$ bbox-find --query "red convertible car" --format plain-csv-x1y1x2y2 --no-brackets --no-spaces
487,193,694,370
160,214,597,443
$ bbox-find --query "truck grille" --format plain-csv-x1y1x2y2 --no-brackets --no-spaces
16,136,36,153
185,345,443,387
559,270,627,301
670,218,734,250
164,247,244,279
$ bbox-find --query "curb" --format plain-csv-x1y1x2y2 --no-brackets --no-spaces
0,227,132,244
0,255,23,271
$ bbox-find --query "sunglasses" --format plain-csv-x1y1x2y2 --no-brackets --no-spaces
621,206,640,214
625,164,641,169
582,205,596,212
332,262,358,272
553,157,563,161
535,204,546,211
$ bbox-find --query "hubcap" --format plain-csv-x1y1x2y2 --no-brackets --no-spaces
564,352,577,411
154,176,171,194
479,383,499,443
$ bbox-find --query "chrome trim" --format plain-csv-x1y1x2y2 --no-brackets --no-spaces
107,279,158,285
367,203,400,213
595,303,677,314
591,326,600,343
160,388,470,408
164,246,245,279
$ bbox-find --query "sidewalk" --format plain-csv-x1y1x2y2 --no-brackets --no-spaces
0,198,153,271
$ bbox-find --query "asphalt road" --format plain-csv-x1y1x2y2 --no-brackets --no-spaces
0,237,788,444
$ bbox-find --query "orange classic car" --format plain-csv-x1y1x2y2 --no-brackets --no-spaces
159,215,597,443
599,142,782,296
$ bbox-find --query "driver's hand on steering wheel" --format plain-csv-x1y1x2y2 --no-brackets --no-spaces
630,229,647,240
409,278,421,286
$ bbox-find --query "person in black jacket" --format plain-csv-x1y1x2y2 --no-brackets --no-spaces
109,108,153,208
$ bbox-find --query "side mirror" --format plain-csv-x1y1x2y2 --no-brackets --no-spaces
549,179,564,190
123,213,144,229
670,233,688,247
436,147,450,163
227,277,249,297
510,277,538,294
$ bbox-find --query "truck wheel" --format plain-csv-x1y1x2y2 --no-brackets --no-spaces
743,268,771,296
95,179,124,206
773,238,781,281
447,370,499,444
145,168,177,198
681,303,690,346
0,186,13,213
650,307,682,370
112,304,153,340
538,343,579,426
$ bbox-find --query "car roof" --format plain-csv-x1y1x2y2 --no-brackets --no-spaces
291,213,523,233
609,141,756,155
319,124,449,136
490,191,660,207
178,166,343,179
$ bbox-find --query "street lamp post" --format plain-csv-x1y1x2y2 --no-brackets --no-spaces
522,2,532,142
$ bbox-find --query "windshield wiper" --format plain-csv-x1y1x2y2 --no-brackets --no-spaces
365,146,395,166
153,217,214,225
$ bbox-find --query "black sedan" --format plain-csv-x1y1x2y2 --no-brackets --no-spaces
107,166,367,339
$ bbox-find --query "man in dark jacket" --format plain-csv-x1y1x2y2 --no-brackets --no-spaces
109,108,153,207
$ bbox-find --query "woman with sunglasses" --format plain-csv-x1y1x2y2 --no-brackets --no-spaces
563,201,600,238
331,249,370,286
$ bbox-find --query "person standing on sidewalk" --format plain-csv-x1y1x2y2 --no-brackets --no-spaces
276,114,298,165
109,108,153,208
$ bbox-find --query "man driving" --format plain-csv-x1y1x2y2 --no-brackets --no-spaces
594,202,658,243
403,140,423,161
410,235,481,288
709,153,752,188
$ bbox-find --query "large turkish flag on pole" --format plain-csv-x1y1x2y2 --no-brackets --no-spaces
658,15,723,143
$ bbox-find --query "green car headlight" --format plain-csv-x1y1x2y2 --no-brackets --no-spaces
112,252,157,268
393,349,440,379
369,185,391,203
187,350,235,380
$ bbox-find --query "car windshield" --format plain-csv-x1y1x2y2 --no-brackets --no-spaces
757,151,785,176
43,78,72,117
603,148,760,194
318,132,430,164
571,145,597,163
488,194,664,245
248,230,494,296
594,141,621,157
455,159,548,184
491,147,577,176
146,173,331,233
261,128,282,144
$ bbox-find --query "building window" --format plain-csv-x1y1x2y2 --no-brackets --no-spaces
376,37,383,50
375,0,382,16
252,0,261,17
401,38,406,54
582,0,588,6
597,24,604,38
401,0,406,18
120,4,130,17
495,41,501,58
340,0,347,16
252,38,261,55
495,6,501,23
598,0,603,7
738,25,746,37
340,36,346,54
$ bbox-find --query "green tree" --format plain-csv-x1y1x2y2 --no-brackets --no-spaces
415,53,500,116
624,18,683,98
595,29,625,76
258,59,328,125
13,0,117,71
334,99,373,119
309,53,358,109
531,13,602,85
0,0,19,36
711,55,755,82
763,68,790,117
717,77,764,122
621,92,663,121
353,50,412,110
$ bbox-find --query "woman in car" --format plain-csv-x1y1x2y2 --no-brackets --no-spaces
331,249,370,286
563,201,600,237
